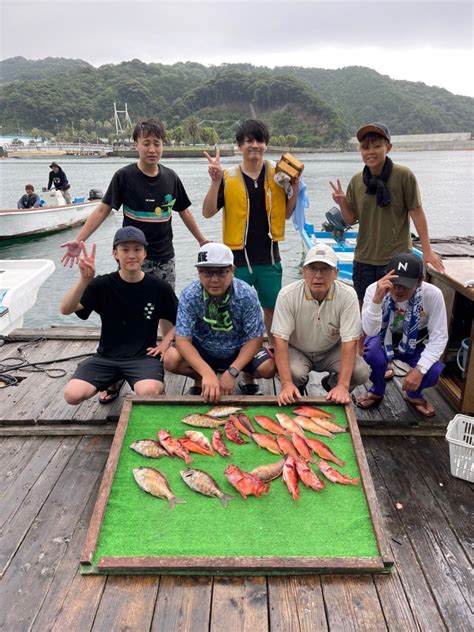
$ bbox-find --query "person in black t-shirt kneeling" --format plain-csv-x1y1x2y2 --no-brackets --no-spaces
60,227,178,405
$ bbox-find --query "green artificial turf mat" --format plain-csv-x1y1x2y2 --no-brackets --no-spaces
92,403,380,564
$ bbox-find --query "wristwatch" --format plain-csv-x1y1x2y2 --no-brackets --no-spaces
416,364,428,375
227,366,239,378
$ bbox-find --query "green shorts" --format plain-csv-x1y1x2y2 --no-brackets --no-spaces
234,262,282,309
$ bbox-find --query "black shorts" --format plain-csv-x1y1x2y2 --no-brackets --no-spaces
72,355,164,390
353,261,388,302
192,339,272,375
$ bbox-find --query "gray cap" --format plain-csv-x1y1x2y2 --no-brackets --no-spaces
113,226,148,247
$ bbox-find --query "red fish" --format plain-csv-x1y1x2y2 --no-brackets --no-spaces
293,406,336,420
291,433,315,463
309,417,346,434
275,413,306,437
237,413,256,435
251,432,282,455
229,414,254,437
224,420,248,445
294,457,325,491
184,430,215,455
250,459,285,482
212,430,231,456
157,429,192,464
178,438,214,457
304,438,345,467
293,415,334,439
282,457,299,500
224,464,270,499
254,415,288,435
318,459,359,485
277,435,299,459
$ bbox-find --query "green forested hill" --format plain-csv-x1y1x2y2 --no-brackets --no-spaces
0,57,472,146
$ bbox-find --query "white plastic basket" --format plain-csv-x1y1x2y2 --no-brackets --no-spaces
445,414,474,482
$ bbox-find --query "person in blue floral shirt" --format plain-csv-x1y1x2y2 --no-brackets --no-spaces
164,243,275,401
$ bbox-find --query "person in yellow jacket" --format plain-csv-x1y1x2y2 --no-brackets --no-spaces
203,120,299,394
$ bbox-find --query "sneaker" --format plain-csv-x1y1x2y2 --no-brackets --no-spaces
187,385,202,395
238,380,263,395
297,383,308,396
321,373,337,393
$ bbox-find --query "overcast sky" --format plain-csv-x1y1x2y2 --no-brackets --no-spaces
2,1,473,97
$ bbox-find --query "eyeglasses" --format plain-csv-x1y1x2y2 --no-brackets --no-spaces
198,267,231,278
304,265,334,276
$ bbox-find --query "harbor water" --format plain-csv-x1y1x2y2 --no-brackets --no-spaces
0,150,472,328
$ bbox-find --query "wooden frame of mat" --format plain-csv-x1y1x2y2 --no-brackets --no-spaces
80,396,394,574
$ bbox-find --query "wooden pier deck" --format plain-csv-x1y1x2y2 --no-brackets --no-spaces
0,328,472,631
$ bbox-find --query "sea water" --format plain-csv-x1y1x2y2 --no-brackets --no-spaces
0,150,472,327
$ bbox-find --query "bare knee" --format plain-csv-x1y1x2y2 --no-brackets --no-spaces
163,347,182,373
254,359,276,379
134,380,164,396
64,379,96,405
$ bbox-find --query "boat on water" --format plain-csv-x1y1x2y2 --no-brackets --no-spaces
0,189,100,240
0,259,55,334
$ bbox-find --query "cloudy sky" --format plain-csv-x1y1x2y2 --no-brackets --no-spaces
2,0,473,97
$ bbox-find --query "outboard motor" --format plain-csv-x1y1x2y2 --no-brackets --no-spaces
322,207,349,241
88,188,103,200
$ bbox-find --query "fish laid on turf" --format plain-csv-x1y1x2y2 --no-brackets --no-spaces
212,430,231,456
229,414,254,437
250,459,285,483
251,432,282,455
236,413,256,435
304,438,345,467
291,433,315,463
179,438,214,456
224,464,270,499
130,439,168,458
293,415,335,439
181,413,227,428
180,468,234,507
157,429,192,464
254,415,288,435
206,405,243,418
293,406,336,420
294,458,325,491
224,420,248,444
184,430,215,454
133,467,186,510
309,417,346,434
318,459,359,485
275,413,306,437
282,457,299,500
277,435,300,459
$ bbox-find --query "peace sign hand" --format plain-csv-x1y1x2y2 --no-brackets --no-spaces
329,179,346,205
372,269,399,303
203,147,223,183
77,242,96,281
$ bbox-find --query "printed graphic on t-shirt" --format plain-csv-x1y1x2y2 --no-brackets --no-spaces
144,303,155,320
123,192,176,223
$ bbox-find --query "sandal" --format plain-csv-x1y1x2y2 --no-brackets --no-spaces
238,380,263,396
403,396,435,418
356,392,383,409
187,385,202,396
384,368,394,380
98,379,125,404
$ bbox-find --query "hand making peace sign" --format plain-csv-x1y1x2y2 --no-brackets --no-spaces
329,179,346,206
203,147,224,183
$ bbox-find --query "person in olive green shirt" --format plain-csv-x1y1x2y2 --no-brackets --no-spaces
330,122,444,302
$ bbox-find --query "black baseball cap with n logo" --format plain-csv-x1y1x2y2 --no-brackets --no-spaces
387,252,424,288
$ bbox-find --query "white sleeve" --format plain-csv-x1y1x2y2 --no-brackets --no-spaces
417,284,448,371
361,283,383,336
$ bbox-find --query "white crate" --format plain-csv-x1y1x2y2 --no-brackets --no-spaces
445,414,474,482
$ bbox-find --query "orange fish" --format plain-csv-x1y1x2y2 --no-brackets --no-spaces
309,417,346,434
224,464,270,499
251,432,282,455
224,420,248,444
277,435,300,459
293,406,336,420
237,413,256,435
291,433,315,463
318,459,359,485
178,438,214,457
229,414,254,437
275,413,306,437
250,459,285,483
282,456,299,500
304,438,345,467
254,415,288,435
293,415,334,439
184,430,215,454
212,430,231,456
294,458,325,491
157,429,192,464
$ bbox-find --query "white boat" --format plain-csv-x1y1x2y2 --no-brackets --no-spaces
0,190,99,239
0,259,55,334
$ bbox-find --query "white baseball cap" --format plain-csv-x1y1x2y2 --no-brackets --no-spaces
304,244,338,268
195,243,234,267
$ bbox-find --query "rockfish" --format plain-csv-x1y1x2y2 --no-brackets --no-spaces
224,464,270,499
212,430,231,456
184,430,215,454
275,413,306,437
250,459,285,483
237,413,256,435
157,429,192,464
293,415,334,439
254,415,288,435
309,417,346,434
318,459,359,485
133,467,186,510
282,457,299,500
206,405,243,418
179,438,214,457
293,406,336,420
304,438,345,467
181,413,226,428
291,433,315,463
294,458,325,491
229,414,254,437
180,468,234,507
251,432,282,455
224,420,248,444
130,439,168,458
277,435,300,459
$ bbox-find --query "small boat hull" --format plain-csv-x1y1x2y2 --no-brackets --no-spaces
300,222,358,285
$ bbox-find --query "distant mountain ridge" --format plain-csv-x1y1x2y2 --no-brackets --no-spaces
0,57,472,146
